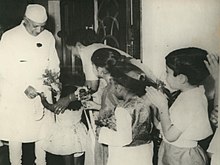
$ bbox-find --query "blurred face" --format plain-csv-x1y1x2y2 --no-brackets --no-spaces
112,81,124,99
24,17,46,36
165,66,180,90
92,64,109,78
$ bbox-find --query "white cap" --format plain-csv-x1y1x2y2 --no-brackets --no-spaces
25,4,47,23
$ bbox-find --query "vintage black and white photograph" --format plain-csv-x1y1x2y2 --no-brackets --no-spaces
0,0,219,165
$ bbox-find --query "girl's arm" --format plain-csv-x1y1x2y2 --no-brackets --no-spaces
204,54,219,127
151,105,160,127
85,80,99,94
145,87,182,142
204,54,219,103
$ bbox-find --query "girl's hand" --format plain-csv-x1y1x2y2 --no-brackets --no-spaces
210,107,218,127
204,54,219,81
145,86,168,112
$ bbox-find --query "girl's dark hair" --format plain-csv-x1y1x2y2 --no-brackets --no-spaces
65,29,98,46
110,62,156,97
166,47,210,85
91,48,131,72
91,48,158,96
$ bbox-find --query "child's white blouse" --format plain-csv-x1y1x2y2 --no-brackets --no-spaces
164,86,213,148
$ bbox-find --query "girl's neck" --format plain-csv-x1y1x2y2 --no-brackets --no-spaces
123,91,136,103
180,83,197,92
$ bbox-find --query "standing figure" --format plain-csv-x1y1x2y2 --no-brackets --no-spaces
54,29,157,114
89,48,129,165
205,54,220,165
38,80,87,165
96,61,155,165
145,47,213,165
0,4,60,165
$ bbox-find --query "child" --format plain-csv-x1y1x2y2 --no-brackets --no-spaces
39,83,88,165
145,47,213,165
205,54,220,165
96,62,155,165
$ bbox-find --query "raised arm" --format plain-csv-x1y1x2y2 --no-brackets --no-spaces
145,86,182,142
204,54,219,127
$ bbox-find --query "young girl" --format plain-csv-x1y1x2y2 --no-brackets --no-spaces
39,80,88,165
95,61,156,165
83,48,157,165
88,48,129,165
205,54,220,165
145,47,213,165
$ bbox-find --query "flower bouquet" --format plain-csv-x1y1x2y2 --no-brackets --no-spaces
95,111,117,131
75,86,92,101
42,69,61,101
74,86,93,108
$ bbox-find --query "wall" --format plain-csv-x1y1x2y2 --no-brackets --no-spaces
48,0,62,62
0,0,27,30
141,0,220,81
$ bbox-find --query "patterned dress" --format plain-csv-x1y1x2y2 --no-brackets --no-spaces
98,96,154,165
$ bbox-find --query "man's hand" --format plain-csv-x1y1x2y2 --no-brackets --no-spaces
53,96,71,114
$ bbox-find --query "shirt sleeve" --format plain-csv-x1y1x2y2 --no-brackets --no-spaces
79,46,98,81
98,107,132,146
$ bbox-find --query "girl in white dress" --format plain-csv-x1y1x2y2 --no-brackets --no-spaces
90,58,156,165
39,83,88,165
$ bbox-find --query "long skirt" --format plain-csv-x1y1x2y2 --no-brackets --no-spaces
158,141,208,165
94,139,108,165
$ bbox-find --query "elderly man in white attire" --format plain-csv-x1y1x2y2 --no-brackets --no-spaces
0,4,60,165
